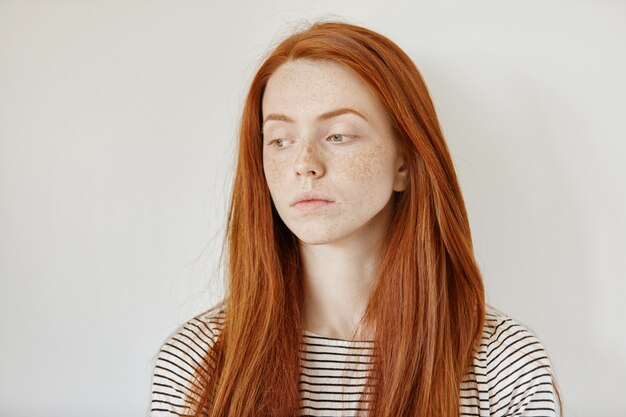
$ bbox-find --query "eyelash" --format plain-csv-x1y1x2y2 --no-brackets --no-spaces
268,134,354,148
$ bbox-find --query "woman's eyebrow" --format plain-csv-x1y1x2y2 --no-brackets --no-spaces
262,107,368,128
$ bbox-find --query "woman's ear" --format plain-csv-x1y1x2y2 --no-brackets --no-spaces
393,154,409,192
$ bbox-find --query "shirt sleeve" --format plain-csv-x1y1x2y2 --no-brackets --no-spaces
485,314,560,417
149,317,219,416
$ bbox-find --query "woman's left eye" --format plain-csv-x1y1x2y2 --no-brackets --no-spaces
327,134,353,143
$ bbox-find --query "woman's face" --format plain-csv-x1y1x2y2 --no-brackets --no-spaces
261,59,408,246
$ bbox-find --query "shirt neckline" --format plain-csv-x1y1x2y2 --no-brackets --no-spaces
303,329,374,346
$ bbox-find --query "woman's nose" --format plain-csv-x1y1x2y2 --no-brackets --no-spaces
294,143,325,178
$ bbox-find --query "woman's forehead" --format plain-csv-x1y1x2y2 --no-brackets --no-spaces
262,59,387,126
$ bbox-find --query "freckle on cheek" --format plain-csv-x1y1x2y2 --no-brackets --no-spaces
353,150,379,181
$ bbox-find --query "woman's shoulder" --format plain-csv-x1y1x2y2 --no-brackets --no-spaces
161,303,226,358
149,303,226,416
475,304,560,416
482,304,553,360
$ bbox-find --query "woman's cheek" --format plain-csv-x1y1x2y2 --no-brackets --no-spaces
348,146,385,184
263,157,284,188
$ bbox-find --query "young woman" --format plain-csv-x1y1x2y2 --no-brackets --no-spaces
150,20,563,417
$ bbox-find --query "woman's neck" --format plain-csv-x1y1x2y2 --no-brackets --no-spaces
299,227,384,341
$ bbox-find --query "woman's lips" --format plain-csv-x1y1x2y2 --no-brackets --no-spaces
292,199,334,212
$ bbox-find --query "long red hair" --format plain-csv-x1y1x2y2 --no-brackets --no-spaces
189,19,493,416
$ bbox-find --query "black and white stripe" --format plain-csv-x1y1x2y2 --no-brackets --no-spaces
150,305,559,416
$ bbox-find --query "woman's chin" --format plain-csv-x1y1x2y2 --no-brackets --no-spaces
292,225,359,247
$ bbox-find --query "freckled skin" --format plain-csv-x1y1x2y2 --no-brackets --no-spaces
261,59,408,247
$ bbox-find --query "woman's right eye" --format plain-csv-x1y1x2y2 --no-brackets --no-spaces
269,138,288,148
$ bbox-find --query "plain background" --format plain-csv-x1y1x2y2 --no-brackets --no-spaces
1,1,624,416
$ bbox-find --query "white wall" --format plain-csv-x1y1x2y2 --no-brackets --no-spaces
1,1,624,416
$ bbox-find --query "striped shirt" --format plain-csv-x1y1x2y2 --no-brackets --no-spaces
150,305,559,416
